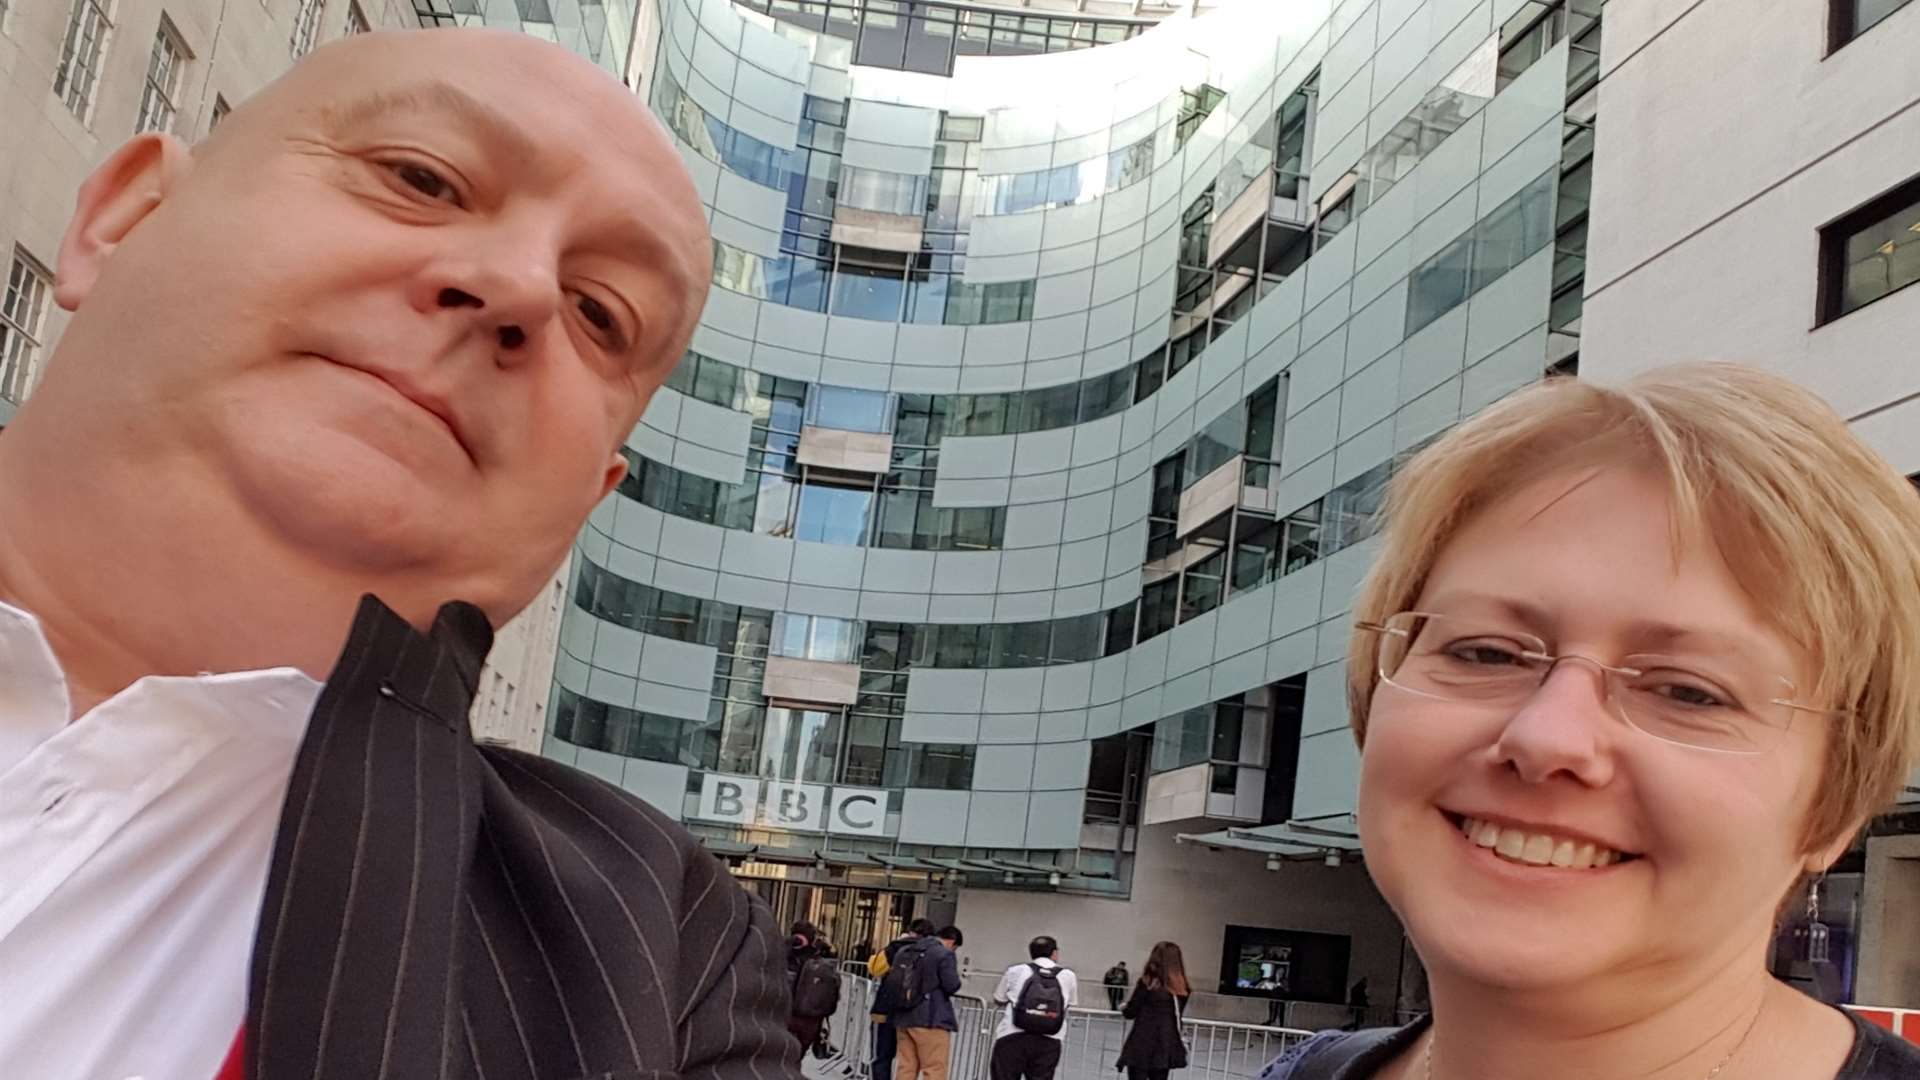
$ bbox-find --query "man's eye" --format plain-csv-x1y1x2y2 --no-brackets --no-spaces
577,295,626,348
390,163,460,204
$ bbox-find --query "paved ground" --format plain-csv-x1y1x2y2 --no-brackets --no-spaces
806,1013,1295,1080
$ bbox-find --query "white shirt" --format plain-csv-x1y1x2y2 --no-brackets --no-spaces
0,600,320,1080
992,957,1079,1041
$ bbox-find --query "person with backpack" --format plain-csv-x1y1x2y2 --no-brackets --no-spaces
1115,941,1191,1080
991,936,1080,1080
867,925,923,1080
886,919,964,1080
787,921,842,1052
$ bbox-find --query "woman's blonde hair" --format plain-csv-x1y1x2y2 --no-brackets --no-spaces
1346,363,1920,851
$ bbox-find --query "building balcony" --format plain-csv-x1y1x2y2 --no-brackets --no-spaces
1177,454,1282,539
763,655,862,707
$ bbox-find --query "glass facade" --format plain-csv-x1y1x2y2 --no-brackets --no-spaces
545,0,1608,884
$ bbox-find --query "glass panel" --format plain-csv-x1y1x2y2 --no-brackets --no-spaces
1282,501,1322,574
1406,233,1474,336
1049,612,1103,665
830,260,906,320
1103,603,1136,657
811,385,893,433
1851,0,1914,39
794,482,874,545
909,744,974,788
1837,184,1920,316
1151,706,1212,772
1180,549,1226,622
1245,378,1281,460
1138,578,1179,640
1232,520,1277,591
1188,408,1244,487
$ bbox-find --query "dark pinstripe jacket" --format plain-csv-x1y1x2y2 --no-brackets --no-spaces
243,595,802,1080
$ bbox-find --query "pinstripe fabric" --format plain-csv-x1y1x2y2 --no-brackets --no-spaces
247,595,801,1080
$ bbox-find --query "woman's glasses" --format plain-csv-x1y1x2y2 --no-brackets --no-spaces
1355,611,1846,755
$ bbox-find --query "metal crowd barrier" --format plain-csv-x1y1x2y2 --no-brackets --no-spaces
824,972,1313,1080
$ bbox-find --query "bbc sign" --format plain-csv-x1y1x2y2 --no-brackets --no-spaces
694,774,889,836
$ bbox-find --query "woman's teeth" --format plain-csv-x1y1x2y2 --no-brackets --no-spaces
1460,817,1627,869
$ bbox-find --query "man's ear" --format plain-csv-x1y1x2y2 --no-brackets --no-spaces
599,452,629,500
55,133,194,311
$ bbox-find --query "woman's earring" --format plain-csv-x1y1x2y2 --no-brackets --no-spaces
1803,876,1831,964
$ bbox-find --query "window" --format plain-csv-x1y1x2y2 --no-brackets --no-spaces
1,250,54,405
209,94,230,130
291,0,324,57
1818,172,1920,324
1831,0,1913,50
347,0,369,31
136,17,187,135
809,385,894,433
54,0,114,122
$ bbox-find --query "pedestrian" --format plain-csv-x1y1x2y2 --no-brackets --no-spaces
1116,942,1191,1080
0,27,798,1080
1103,961,1129,1010
889,919,965,1080
991,935,1079,1080
788,921,842,1052
869,925,924,1080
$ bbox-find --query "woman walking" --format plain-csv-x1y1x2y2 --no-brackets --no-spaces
1116,942,1190,1080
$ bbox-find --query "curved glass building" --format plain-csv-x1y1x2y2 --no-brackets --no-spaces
534,0,1604,1009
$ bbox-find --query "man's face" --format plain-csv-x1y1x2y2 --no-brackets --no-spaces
54,31,711,625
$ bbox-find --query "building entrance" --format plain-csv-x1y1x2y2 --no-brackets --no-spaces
744,879,919,962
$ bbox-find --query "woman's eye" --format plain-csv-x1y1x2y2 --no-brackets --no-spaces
391,163,460,204
1445,640,1526,666
1651,681,1727,708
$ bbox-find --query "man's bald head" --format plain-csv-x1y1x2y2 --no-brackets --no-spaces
11,28,714,642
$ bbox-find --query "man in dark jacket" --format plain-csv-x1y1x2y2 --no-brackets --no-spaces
891,920,965,1080
788,921,832,1051
0,27,795,1080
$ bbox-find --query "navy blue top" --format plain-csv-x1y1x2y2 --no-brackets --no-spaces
893,940,963,1031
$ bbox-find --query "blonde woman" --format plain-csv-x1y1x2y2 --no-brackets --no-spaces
1259,364,1920,1080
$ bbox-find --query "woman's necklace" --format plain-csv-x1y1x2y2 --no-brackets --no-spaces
1423,1002,1765,1080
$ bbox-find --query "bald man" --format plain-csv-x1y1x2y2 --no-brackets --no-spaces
0,30,800,1080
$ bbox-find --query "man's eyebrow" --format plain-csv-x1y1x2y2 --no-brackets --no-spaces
320,82,542,165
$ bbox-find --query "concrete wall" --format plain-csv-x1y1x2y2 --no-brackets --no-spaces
1,0,411,381
953,821,1404,1016
1581,0,1920,474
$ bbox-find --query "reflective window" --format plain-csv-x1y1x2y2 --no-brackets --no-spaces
1150,707,1212,772
794,482,875,545
1406,169,1556,336
1832,0,1914,48
810,385,895,433
1819,172,1920,323
1,249,53,405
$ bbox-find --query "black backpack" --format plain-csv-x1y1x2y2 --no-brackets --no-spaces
882,940,930,1013
1012,964,1067,1036
792,955,842,1020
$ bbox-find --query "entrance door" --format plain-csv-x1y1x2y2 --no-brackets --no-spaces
762,881,916,961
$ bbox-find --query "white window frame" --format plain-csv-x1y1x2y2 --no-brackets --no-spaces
290,0,324,57
53,0,114,123
209,93,231,131
1,250,55,406
135,15,189,135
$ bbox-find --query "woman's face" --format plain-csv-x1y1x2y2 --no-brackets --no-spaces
1357,466,1837,995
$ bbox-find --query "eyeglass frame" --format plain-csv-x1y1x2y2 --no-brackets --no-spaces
1354,610,1850,756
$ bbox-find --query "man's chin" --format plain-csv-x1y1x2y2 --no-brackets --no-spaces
226,438,469,577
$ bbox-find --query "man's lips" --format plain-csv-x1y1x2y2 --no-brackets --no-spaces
309,353,477,465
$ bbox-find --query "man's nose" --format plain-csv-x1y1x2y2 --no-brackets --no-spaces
412,252,560,359
1487,660,1619,788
